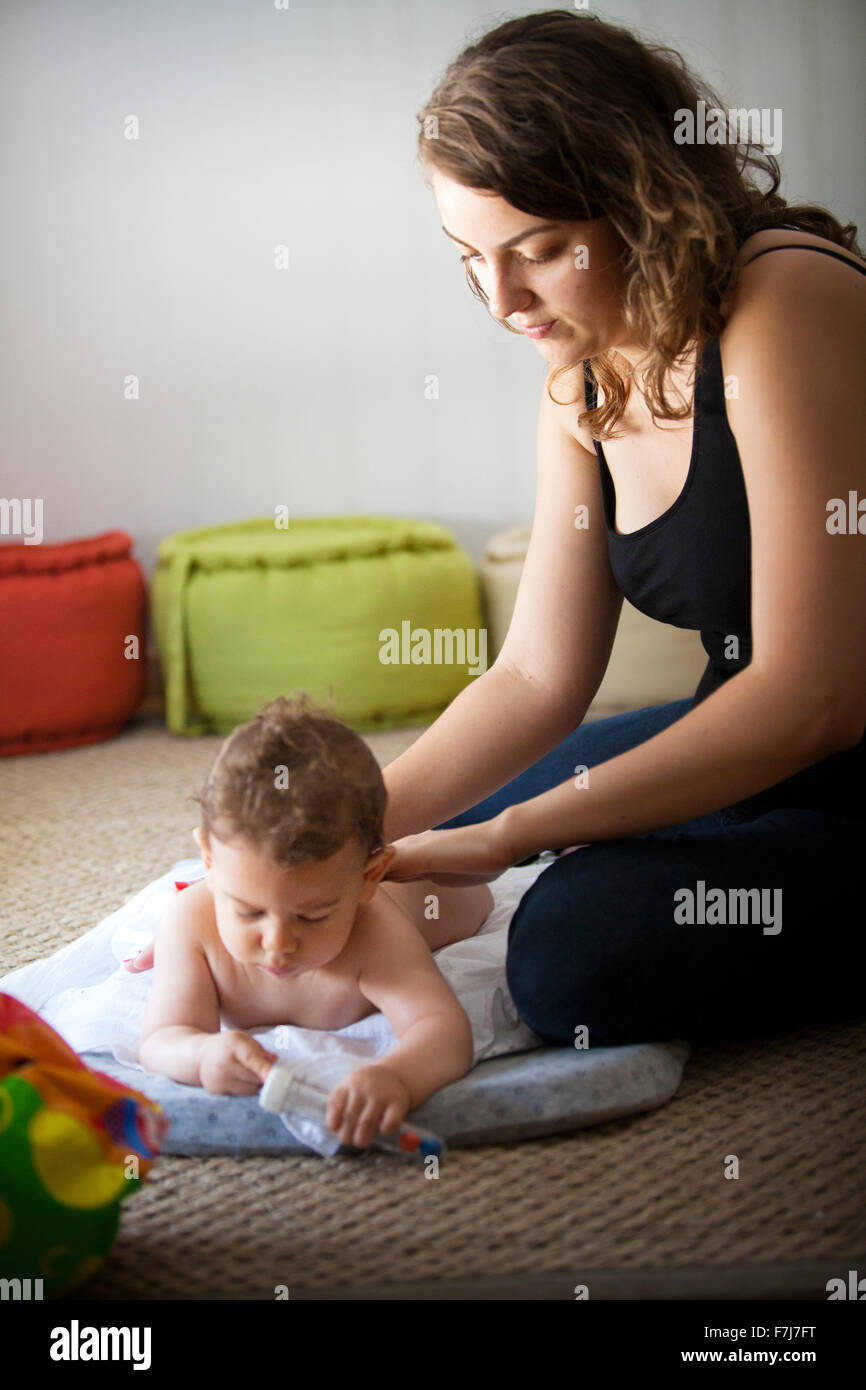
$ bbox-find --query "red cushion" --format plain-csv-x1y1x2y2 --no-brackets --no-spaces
0,530,147,755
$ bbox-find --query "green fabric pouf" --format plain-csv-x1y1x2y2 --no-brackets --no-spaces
151,515,485,734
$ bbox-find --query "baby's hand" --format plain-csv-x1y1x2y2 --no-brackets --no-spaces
123,945,153,973
198,1030,277,1095
326,1065,412,1149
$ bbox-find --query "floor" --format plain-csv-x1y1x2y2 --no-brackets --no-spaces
1,714,863,1299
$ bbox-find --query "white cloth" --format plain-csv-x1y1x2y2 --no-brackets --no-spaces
0,857,553,1078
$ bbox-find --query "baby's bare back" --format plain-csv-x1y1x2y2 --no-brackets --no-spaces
378,878,494,951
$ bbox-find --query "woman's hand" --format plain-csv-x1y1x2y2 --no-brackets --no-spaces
382,815,519,886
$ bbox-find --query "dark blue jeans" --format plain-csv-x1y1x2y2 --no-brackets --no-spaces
434,700,863,1046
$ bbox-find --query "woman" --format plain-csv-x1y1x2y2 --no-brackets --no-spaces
380,10,866,1045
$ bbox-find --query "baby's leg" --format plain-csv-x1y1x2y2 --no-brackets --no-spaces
379,880,494,952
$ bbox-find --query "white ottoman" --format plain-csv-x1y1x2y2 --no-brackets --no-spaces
480,522,707,714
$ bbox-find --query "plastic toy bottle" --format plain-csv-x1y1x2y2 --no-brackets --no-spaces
259,1060,446,1162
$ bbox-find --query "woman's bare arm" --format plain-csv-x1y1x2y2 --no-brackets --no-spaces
499,662,854,860
383,377,622,842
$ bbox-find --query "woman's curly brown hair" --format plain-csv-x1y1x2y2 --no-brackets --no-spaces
192,693,387,870
416,8,862,438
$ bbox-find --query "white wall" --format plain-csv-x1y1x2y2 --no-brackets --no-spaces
2,0,863,576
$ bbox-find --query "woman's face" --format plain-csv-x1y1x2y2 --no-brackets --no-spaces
431,171,630,364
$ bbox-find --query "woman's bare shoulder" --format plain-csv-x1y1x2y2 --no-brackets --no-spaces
721,225,866,362
732,225,866,277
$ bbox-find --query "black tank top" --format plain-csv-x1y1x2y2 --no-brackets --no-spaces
582,230,866,819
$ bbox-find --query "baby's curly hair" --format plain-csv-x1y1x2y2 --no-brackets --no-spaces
191,693,387,870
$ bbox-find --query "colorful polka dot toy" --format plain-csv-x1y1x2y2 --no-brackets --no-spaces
0,992,168,1297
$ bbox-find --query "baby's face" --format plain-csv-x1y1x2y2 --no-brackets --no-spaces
193,827,392,977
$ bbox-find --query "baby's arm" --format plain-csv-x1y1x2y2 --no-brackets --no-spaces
138,895,274,1093
326,894,474,1148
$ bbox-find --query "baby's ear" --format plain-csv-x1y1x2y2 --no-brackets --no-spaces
371,844,397,883
192,825,209,863
359,843,394,892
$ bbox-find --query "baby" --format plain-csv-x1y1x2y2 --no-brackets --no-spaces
138,693,494,1150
